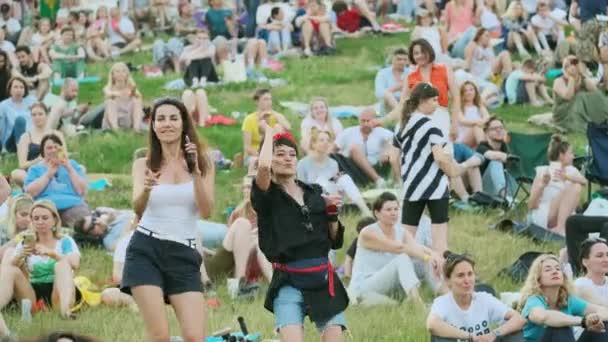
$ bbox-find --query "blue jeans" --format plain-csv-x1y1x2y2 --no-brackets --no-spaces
450,27,477,59
5,116,26,153
273,285,347,332
396,0,415,19
482,161,516,197
245,0,260,37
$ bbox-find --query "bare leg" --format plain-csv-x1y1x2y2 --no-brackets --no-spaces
349,144,381,181
493,51,512,77
383,92,399,111
301,21,313,54
256,39,268,66
0,264,36,309
431,223,448,255
101,287,136,308
256,248,273,282
104,99,119,130
131,98,144,133
524,27,543,54
451,176,469,200
131,286,170,342
320,325,343,342
537,83,553,104
224,218,255,279
553,183,582,235
279,325,304,342
353,0,380,30
37,79,50,101
119,38,143,55
194,89,210,126
86,41,103,62
466,167,482,193
525,81,541,106
319,23,333,48
169,292,207,342
182,89,196,118
510,31,529,56
52,259,75,317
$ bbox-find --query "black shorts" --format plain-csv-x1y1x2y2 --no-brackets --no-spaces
31,282,82,307
402,197,449,226
113,42,127,49
120,231,203,302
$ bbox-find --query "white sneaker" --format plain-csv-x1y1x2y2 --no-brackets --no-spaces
303,48,313,57
191,77,199,88
227,278,239,299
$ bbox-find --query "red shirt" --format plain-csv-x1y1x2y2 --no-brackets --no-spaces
336,9,361,33
407,63,450,107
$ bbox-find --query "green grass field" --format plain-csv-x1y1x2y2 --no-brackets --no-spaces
0,32,578,341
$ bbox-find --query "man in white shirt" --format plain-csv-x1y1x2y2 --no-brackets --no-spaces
108,7,142,56
335,107,395,187
0,4,20,44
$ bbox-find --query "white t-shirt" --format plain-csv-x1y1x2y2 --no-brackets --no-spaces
0,40,15,53
113,231,134,263
574,277,608,301
108,18,136,45
336,126,393,165
430,292,510,337
531,14,555,35
0,17,21,35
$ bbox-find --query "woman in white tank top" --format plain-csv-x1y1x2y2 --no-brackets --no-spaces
122,97,215,341
456,81,490,147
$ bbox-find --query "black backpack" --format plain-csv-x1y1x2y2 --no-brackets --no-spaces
499,251,543,283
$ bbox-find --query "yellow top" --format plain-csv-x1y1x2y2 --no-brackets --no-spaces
241,112,280,152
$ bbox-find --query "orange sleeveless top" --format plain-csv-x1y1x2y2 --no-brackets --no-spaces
407,63,449,107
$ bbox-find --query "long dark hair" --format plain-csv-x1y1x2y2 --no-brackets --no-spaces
147,97,210,175
579,238,608,274
399,82,439,132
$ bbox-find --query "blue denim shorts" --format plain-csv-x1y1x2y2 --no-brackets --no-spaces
273,285,347,332
453,143,483,164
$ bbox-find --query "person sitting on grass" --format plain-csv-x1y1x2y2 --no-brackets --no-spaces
518,254,608,342
179,29,219,88
502,1,543,56
85,6,112,63
464,28,513,84
331,0,375,38
107,7,142,57
73,207,135,252
335,107,394,188
574,238,608,310
102,62,144,133
504,59,554,107
455,81,489,148
450,142,483,205
528,135,586,236
0,76,36,153
259,6,293,55
297,128,371,216
204,176,273,298
530,1,566,54
0,194,33,262
293,0,334,57
0,26,17,67
427,252,526,342
14,46,53,102
24,133,89,228
341,216,376,278
30,18,56,64
299,97,343,155
45,78,93,135
552,55,608,133
10,103,65,187
241,88,291,169
349,192,443,306
374,48,411,115
476,116,516,200
0,200,81,319
49,27,86,80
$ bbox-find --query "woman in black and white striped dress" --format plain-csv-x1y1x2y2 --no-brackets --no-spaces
393,82,463,258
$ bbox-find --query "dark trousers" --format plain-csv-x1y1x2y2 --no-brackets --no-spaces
541,324,608,342
432,332,523,342
565,215,608,275
4,116,26,152
183,58,219,86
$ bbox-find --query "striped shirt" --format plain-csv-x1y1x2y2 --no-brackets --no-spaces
393,112,449,201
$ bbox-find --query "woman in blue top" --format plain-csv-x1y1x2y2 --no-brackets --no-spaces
0,200,81,319
518,254,608,342
24,133,89,228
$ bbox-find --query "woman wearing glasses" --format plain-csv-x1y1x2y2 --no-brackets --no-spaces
518,254,608,342
528,135,587,236
252,124,348,342
427,252,525,341
574,238,608,309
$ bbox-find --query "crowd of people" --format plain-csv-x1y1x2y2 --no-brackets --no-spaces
0,0,607,341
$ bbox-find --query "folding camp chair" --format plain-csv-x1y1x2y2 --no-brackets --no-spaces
506,132,553,203
583,124,608,200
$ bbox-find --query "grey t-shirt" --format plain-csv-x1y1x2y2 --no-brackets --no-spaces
296,156,339,186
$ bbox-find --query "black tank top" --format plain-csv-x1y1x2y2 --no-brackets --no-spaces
21,62,39,88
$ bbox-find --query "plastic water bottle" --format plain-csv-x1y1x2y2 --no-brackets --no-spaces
21,299,32,323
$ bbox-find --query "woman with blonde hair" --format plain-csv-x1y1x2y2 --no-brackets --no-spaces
519,254,608,342
102,62,144,133
0,194,34,261
0,200,81,319
297,128,371,216
299,97,343,154
502,0,542,56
